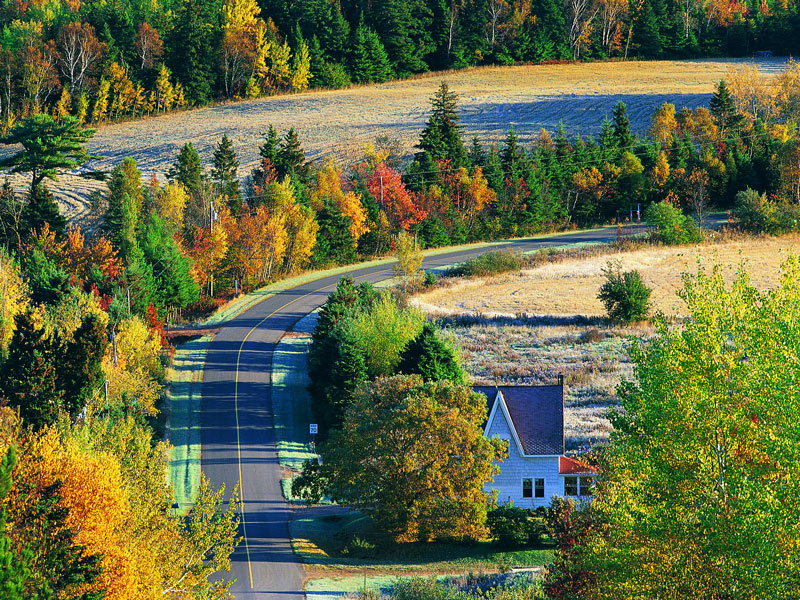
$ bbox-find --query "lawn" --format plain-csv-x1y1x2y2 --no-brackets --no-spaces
291,510,554,580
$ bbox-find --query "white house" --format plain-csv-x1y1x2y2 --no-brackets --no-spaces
475,379,596,509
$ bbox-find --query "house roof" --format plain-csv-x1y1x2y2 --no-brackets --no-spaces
475,383,565,456
559,456,597,475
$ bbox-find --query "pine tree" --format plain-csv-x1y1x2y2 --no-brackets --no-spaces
104,157,144,263
211,134,241,213
372,0,433,77
468,135,486,167
350,19,372,84
364,28,393,82
23,185,66,239
169,0,214,104
633,0,663,59
501,127,524,177
277,128,308,180
168,142,205,199
139,213,200,308
415,81,466,172
398,322,465,383
59,314,107,417
259,125,281,164
612,102,634,151
709,80,745,137
0,310,61,430
0,448,29,597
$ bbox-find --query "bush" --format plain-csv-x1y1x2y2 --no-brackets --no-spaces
423,271,438,287
486,504,547,547
446,250,523,278
644,200,703,245
735,187,800,234
597,261,651,323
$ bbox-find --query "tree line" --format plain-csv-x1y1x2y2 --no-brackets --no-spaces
1,0,800,125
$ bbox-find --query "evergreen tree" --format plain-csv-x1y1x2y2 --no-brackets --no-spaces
21,246,70,306
351,20,374,83
501,127,525,178
416,81,467,167
709,80,745,137
0,448,29,597
23,184,66,239
169,0,215,103
468,135,486,167
633,0,663,58
104,156,143,263
277,128,308,180
363,27,393,83
168,142,205,199
139,213,200,309
0,310,61,430
211,134,241,213
398,322,465,383
371,0,433,76
59,315,107,417
612,102,634,151
259,125,281,165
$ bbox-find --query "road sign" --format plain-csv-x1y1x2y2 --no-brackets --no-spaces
309,423,318,435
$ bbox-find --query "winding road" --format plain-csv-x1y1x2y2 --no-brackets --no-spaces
199,224,639,598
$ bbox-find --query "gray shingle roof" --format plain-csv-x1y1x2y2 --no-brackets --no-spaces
474,384,565,456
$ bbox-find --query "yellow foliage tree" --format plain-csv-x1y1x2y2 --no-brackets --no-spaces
268,41,292,91
154,181,188,231
313,159,368,242
91,77,109,122
650,102,678,145
153,64,174,113
55,85,71,118
651,151,671,190
290,41,311,92
0,251,28,350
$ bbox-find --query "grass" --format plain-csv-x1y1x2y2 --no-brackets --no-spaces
415,234,800,318
164,334,212,514
291,511,553,580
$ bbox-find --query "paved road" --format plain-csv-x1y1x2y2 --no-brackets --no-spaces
199,224,635,598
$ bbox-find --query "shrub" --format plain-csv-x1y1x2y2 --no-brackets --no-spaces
597,261,651,323
446,250,523,278
735,187,800,234
423,270,438,287
486,504,547,547
644,200,703,245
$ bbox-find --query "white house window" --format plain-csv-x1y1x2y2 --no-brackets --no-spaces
522,478,533,498
564,476,594,497
534,478,545,498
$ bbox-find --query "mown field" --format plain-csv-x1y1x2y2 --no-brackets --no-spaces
415,235,800,449
26,57,784,225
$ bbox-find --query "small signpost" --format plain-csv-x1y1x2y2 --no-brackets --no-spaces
309,423,318,452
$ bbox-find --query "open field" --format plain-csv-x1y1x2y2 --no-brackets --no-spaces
415,235,800,318
416,235,800,448
11,58,783,223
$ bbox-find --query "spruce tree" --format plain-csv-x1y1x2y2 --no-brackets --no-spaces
169,0,214,103
211,134,241,213
0,448,29,597
633,0,663,59
501,127,524,177
104,157,143,263
398,322,465,383
364,28,393,82
468,135,486,167
277,128,308,180
168,142,205,207
23,184,66,239
709,80,745,137
259,125,281,165
139,213,200,309
612,102,634,151
350,19,372,83
0,310,61,430
59,314,107,417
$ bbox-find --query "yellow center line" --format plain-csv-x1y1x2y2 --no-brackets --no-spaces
232,267,391,587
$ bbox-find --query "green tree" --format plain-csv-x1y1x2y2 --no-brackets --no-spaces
104,156,144,263
168,142,205,199
59,314,107,417
276,127,308,180
398,322,465,383
709,80,745,137
581,258,800,598
0,310,61,430
139,213,200,309
612,102,633,151
416,81,467,167
0,448,29,597
0,114,97,192
323,375,505,541
24,184,67,239
597,261,652,323
169,0,215,103
211,134,241,213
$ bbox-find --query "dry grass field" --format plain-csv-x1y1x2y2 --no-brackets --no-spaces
1,58,786,225
418,235,800,449
415,235,800,317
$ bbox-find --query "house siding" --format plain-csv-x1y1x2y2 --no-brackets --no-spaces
484,401,561,509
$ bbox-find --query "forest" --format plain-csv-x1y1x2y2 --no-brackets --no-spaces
1,53,800,595
0,0,798,124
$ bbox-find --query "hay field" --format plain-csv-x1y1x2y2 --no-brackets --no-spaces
3,57,786,224
416,235,800,318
